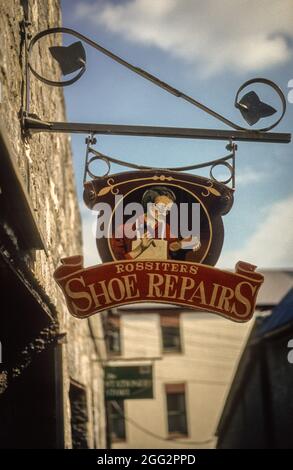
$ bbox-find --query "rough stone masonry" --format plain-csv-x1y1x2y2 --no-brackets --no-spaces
0,0,106,448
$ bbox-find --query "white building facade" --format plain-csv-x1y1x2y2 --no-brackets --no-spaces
106,270,293,449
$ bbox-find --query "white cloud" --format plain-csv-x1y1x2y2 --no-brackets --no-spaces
219,195,293,269
215,167,270,186
236,168,269,186
75,0,293,77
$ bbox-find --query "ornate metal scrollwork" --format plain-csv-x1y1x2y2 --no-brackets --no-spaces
22,26,289,142
83,135,237,189
234,78,286,132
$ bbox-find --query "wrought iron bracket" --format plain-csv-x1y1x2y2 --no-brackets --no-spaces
23,116,290,143
21,23,291,144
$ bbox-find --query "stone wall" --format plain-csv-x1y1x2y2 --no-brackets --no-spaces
0,0,80,314
0,0,106,448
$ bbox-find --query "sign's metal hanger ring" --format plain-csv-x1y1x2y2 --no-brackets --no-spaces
83,135,236,188
21,25,290,144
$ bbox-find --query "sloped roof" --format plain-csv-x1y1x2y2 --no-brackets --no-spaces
258,287,293,336
256,270,293,306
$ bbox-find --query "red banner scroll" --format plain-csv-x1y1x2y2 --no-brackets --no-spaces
54,257,264,322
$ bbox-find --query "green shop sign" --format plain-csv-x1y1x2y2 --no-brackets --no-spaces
105,365,153,400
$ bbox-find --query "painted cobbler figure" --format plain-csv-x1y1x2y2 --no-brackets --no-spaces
110,186,201,260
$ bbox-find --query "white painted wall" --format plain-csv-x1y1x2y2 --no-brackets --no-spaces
109,309,255,449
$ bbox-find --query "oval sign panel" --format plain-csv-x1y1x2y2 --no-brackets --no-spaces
54,170,263,322
83,170,234,266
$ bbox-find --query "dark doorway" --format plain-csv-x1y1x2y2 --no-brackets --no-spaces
0,257,63,449
69,379,89,449
0,345,59,448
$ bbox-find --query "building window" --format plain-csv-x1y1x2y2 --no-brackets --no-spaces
160,314,182,353
109,400,126,442
69,380,89,449
165,383,188,436
107,315,121,356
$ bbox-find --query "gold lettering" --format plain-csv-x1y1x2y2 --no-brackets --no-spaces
171,263,179,272
125,263,134,272
209,283,220,307
88,280,112,306
121,274,140,299
178,276,195,300
179,264,187,273
145,262,153,271
231,282,257,317
163,274,178,298
188,281,207,304
65,276,92,315
161,263,170,271
115,264,125,274
108,278,126,302
147,273,164,297
217,286,234,312
189,265,198,275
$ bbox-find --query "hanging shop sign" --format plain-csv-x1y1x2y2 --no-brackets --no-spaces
54,169,264,322
104,365,153,400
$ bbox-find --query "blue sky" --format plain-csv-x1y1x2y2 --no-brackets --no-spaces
61,0,293,269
